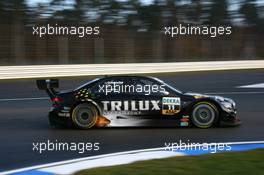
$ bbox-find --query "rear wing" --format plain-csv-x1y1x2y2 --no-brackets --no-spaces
36,79,59,98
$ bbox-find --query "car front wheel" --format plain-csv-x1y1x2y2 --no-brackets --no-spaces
191,102,219,128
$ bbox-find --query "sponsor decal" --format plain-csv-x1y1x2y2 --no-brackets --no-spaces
182,115,189,118
75,88,95,100
180,115,189,126
181,115,190,122
103,111,141,115
162,97,181,115
194,95,205,99
180,118,189,122
61,108,70,113
101,100,160,111
58,112,70,117
180,122,189,126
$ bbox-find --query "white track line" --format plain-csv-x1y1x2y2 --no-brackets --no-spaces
237,83,264,88
205,91,264,95
0,60,264,80
0,97,48,102
1,140,264,175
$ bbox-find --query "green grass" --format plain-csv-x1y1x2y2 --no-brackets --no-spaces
75,149,264,175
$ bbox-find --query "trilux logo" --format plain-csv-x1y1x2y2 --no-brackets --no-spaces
101,100,160,111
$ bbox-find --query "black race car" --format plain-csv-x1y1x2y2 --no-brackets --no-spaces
36,76,240,129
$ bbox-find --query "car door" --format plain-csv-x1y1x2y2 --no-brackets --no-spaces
133,77,183,118
88,77,127,116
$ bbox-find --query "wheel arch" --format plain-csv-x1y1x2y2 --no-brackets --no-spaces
190,98,222,126
192,98,222,113
71,99,103,116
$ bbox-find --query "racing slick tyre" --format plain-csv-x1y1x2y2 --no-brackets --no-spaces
71,103,98,129
191,102,219,128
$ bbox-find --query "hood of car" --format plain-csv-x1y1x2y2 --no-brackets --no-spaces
184,92,211,99
184,92,232,101
184,92,236,110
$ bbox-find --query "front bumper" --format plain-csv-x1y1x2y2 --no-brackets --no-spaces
219,110,241,127
219,117,241,127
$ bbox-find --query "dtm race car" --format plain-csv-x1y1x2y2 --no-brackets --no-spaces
36,76,240,129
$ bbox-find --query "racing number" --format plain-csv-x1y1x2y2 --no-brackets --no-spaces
162,97,181,115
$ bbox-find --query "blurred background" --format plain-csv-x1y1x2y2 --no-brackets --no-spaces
0,0,263,65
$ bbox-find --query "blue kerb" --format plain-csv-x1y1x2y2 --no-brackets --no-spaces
172,143,264,155
8,143,264,175
11,170,54,175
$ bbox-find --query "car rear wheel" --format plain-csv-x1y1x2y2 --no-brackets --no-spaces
71,103,98,129
191,102,218,128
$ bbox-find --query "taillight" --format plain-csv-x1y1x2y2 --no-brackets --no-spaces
52,97,63,103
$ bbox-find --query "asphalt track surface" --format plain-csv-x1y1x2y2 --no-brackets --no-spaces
0,69,263,172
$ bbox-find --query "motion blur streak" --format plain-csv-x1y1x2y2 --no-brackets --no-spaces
0,60,264,79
